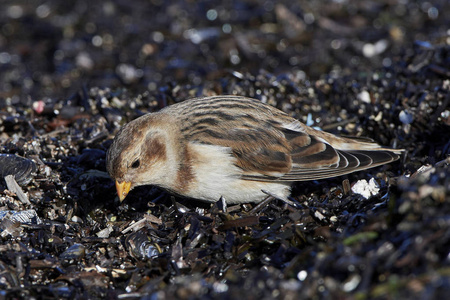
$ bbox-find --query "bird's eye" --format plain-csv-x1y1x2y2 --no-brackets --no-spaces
131,159,140,168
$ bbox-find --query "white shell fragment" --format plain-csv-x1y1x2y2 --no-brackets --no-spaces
5,175,30,204
351,178,380,199
358,90,371,103
0,210,42,224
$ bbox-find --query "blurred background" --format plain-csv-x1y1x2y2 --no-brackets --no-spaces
0,0,448,102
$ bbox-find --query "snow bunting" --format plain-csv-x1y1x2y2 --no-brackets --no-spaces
106,96,402,203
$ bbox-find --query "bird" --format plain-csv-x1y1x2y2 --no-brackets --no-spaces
106,95,402,204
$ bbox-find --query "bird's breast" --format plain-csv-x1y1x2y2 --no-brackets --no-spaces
173,143,290,203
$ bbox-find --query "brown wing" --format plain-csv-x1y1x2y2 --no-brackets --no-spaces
173,95,400,181
176,96,296,177
185,122,294,177
241,127,401,182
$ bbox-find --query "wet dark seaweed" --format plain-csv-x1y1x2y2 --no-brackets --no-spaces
0,0,448,299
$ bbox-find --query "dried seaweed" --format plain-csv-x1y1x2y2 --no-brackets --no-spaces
0,0,449,299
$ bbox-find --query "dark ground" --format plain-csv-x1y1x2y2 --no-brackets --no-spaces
0,0,449,299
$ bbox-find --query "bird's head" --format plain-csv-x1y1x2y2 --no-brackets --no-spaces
106,112,180,201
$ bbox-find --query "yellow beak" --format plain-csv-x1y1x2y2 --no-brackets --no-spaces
115,181,132,202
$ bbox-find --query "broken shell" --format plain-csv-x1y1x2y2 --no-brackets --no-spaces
126,232,161,259
60,243,86,262
0,210,42,224
0,154,37,185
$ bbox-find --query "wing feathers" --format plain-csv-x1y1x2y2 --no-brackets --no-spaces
174,96,401,182
291,142,340,168
242,149,400,182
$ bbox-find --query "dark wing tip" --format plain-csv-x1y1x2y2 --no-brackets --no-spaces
242,148,402,182
347,149,400,168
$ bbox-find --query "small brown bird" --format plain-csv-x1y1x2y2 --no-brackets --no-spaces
107,96,402,204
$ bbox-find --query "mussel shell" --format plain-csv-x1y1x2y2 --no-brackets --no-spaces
60,243,86,261
126,231,160,259
0,154,37,185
